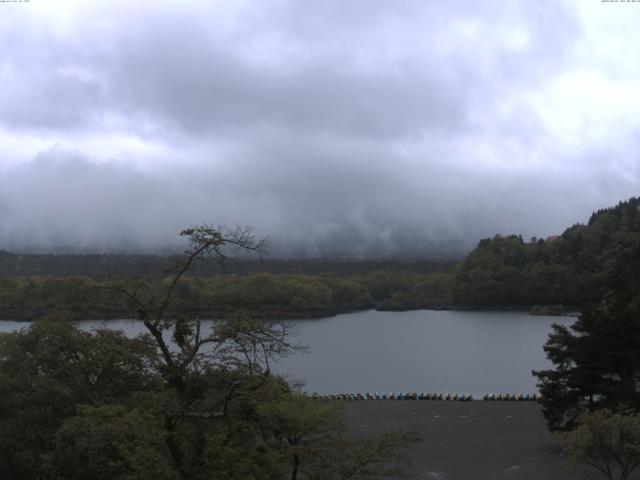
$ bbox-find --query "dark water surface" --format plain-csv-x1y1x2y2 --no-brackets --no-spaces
273,309,574,395
0,310,574,395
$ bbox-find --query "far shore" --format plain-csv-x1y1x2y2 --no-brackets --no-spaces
0,304,581,323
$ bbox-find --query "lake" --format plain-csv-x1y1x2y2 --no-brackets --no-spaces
0,309,574,396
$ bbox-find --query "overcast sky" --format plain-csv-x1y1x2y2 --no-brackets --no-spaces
0,0,639,256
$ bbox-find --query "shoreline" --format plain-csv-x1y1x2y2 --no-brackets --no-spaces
0,305,579,322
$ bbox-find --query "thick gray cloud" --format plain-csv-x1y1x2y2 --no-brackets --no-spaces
0,0,639,256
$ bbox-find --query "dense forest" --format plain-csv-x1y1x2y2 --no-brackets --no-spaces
0,197,638,320
0,251,454,278
534,237,640,432
0,258,454,321
374,196,640,312
451,197,640,308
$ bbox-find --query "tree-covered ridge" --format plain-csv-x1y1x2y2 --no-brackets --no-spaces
0,273,376,321
0,254,453,320
1,197,638,319
451,197,640,308
0,251,454,279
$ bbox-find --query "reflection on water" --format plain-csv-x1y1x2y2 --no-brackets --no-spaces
0,310,574,395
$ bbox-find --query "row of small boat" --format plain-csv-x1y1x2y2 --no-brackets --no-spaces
482,393,538,401
313,392,472,401
312,392,539,401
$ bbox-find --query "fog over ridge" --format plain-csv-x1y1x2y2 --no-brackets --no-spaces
0,1,639,256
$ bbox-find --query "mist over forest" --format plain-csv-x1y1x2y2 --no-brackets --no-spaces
1,1,639,257
0,156,631,258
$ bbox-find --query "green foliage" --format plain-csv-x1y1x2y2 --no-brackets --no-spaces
46,405,176,480
346,270,454,312
557,409,640,480
378,273,452,310
0,226,417,479
205,273,333,314
351,270,422,302
0,276,101,319
0,322,417,480
534,239,640,432
453,197,640,307
0,250,455,279
0,273,376,320
0,321,158,480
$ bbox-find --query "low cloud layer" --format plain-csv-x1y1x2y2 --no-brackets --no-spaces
0,1,639,256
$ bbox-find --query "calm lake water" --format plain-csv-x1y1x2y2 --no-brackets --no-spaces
0,310,574,396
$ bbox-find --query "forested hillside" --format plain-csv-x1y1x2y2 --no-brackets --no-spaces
451,197,640,308
0,198,638,319
0,255,455,320
0,251,454,278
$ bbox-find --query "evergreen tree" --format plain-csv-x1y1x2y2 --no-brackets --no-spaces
534,241,640,431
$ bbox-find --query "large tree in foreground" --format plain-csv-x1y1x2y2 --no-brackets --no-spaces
0,225,418,480
106,225,291,477
533,242,640,432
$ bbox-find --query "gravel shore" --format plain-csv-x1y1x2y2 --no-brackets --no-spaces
344,401,604,480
